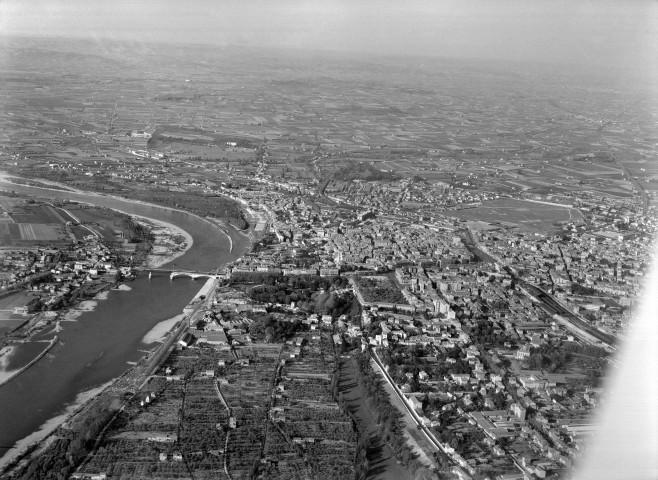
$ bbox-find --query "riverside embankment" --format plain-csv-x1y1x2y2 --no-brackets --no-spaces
0,178,251,465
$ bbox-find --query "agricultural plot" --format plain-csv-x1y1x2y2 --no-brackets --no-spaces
78,347,235,480
0,196,24,212
446,198,585,234
0,222,12,244
221,343,281,479
69,224,95,241
9,204,66,224
0,317,27,335
265,333,356,480
17,223,63,241
79,379,187,480
0,201,138,246
262,426,308,479
63,205,132,241
75,336,353,480
5,222,68,244
383,159,417,176
179,377,229,479
0,291,34,311
0,203,77,245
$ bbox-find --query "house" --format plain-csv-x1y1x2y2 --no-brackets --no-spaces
516,345,531,360
451,373,470,386
148,434,176,443
178,333,195,348
518,374,547,390
140,392,156,407
406,395,423,413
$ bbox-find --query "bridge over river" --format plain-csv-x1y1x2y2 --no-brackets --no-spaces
141,268,224,280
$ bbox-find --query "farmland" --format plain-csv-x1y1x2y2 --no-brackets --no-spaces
74,333,356,480
265,333,356,480
0,199,142,246
0,291,35,335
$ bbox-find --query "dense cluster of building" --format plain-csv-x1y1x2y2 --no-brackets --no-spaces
0,238,129,313
211,170,654,479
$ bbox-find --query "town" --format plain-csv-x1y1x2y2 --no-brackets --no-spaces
0,36,656,480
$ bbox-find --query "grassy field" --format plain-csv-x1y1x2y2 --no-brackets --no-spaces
62,205,128,241
447,198,585,234
0,197,24,212
9,204,66,224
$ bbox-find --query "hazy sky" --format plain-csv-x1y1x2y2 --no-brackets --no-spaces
1,0,657,70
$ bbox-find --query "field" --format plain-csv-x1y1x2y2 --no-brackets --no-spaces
0,222,67,245
0,204,69,245
63,205,131,241
0,201,137,246
14,223,64,241
0,314,27,334
264,333,356,480
76,332,356,480
9,204,66,224
446,198,585,234
0,292,34,334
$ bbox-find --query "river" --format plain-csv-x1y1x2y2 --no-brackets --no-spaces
0,179,251,462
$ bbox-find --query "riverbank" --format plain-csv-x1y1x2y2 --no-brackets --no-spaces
0,171,242,268
0,173,253,472
130,214,194,269
0,345,18,384
0,379,115,473
0,276,216,475
0,336,58,387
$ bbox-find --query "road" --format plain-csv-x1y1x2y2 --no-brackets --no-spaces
369,350,469,471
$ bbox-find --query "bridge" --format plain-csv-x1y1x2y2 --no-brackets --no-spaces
169,271,223,280
146,268,224,280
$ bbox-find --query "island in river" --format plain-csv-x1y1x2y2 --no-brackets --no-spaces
0,177,254,475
